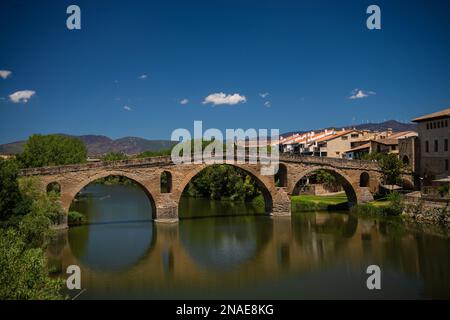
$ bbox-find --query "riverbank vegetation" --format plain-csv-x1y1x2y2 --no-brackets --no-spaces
0,158,64,299
350,192,404,216
68,210,86,225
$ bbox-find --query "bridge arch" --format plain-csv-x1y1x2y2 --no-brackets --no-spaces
289,166,360,206
174,164,275,215
61,170,158,219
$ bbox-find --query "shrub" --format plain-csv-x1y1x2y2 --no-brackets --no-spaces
68,211,86,225
385,192,404,216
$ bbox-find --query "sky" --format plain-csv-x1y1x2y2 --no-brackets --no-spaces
1,0,450,144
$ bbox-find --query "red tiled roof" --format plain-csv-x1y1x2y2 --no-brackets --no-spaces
314,129,356,143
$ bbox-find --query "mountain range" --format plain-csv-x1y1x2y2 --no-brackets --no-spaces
0,120,417,156
0,135,176,157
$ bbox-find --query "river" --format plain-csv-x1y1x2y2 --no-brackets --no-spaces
47,183,450,299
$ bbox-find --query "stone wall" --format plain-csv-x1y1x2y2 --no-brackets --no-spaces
403,193,450,225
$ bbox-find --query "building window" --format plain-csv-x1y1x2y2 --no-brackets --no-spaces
425,141,429,153
391,145,396,150
341,136,348,140
445,120,448,127
445,139,449,152
402,155,410,165
434,140,438,152
433,122,436,129
351,134,359,138
446,159,449,172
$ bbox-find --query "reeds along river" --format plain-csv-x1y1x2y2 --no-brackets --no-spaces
47,184,450,299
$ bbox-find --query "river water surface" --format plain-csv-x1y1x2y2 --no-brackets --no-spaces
47,184,450,299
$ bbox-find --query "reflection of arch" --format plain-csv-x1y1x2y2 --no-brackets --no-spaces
46,181,61,195
161,171,172,193
68,221,157,273
291,167,358,205
402,155,410,165
179,216,273,271
176,164,274,215
359,172,370,187
275,164,288,187
63,171,157,219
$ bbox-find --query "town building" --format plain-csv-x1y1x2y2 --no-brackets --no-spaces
280,128,369,158
412,107,450,184
343,130,418,160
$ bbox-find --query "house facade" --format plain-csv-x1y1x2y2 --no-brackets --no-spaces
412,107,450,184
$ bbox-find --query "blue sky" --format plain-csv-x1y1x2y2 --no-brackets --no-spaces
1,0,450,144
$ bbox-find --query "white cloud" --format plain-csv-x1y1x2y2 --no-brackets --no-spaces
123,105,132,111
264,101,271,108
9,90,36,103
139,74,148,79
202,92,247,105
0,70,12,79
259,92,269,98
349,89,376,100
180,98,189,105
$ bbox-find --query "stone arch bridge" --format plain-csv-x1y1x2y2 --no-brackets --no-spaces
19,155,382,226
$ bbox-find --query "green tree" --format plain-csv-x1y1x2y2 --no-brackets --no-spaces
18,134,87,168
0,175,65,299
186,165,261,201
379,153,404,186
0,159,30,226
101,152,128,162
316,170,337,189
18,177,64,248
362,151,384,161
0,229,64,300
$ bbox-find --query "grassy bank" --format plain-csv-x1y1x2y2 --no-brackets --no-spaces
291,193,349,212
350,193,402,216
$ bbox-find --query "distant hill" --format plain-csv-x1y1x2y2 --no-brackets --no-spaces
281,120,417,137
0,120,418,156
351,120,417,132
0,134,176,157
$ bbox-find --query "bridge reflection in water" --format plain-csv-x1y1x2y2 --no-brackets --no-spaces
47,211,450,299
